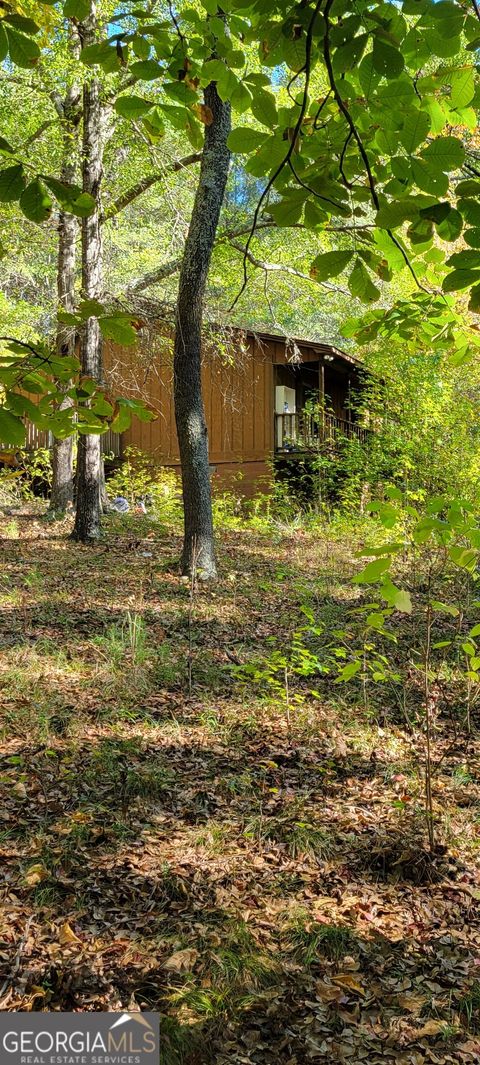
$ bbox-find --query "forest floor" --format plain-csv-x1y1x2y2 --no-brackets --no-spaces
1,509,480,1064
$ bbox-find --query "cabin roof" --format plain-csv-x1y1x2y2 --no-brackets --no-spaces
119,296,362,372
245,327,362,370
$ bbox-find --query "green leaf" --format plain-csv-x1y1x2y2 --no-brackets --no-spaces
19,179,52,223
458,199,480,227
469,284,480,311
78,298,105,319
337,660,362,682
5,26,40,67
99,316,137,345
455,179,480,197
6,392,45,422
81,40,123,72
250,89,277,128
311,249,354,281
436,207,463,241
0,407,26,446
375,200,417,228
333,33,369,74
269,190,306,226
443,269,480,292
43,177,95,218
114,94,153,119
63,0,91,18
450,66,475,109
372,38,404,79
110,407,132,433
0,23,7,62
358,53,381,98
446,248,480,270
399,110,430,154
0,164,25,202
353,557,392,584
230,81,252,115
377,77,414,106
431,600,460,616
4,13,40,34
449,344,472,365
348,260,380,303
421,135,465,171
227,127,265,153
132,35,150,60
449,546,478,569
130,59,163,80
411,158,449,196
387,586,412,613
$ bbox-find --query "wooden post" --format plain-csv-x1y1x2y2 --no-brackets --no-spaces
319,356,325,441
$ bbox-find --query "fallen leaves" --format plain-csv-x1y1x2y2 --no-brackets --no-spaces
331,972,366,995
11,781,27,799
1,518,480,1065
58,922,82,947
163,948,199,973
397,991,429,1013
409,1018,445,1041
23,863,48,887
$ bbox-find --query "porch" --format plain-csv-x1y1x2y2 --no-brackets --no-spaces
275,410,369,453
274,354,369,455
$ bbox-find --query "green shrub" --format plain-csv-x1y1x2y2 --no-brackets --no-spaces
106,447,182,524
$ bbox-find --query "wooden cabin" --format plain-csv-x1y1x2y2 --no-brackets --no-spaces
21,322,368,494
101,324,368,495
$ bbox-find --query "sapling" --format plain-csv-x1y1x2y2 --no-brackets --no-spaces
349,490,480,851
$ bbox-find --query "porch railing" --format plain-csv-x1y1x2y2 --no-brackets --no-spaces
275,411,370,452
0,426,123,460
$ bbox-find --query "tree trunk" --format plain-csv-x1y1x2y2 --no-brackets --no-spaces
72,9,106,543
173,81,231,578
50,167,78,512
49,73,81,513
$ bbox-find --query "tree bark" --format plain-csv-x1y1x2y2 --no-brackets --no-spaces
72,8,107,542
49,64,81,512
50,200,77,513
173,81,231,578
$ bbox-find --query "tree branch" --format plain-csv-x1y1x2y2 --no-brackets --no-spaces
123,220,279,293
122,215,377,296
229,240,349,294
102,151,203,221
323,0,427,293
229,0,324,310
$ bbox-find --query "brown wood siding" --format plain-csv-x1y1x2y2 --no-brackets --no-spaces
103,330,275,468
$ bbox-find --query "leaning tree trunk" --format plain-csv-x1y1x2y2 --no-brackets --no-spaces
174,81,231,578
73,9,106,542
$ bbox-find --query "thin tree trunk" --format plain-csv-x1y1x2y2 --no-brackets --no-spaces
49,72,81,512
72,8,106,542
174,81,231,578
50,166,77,511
